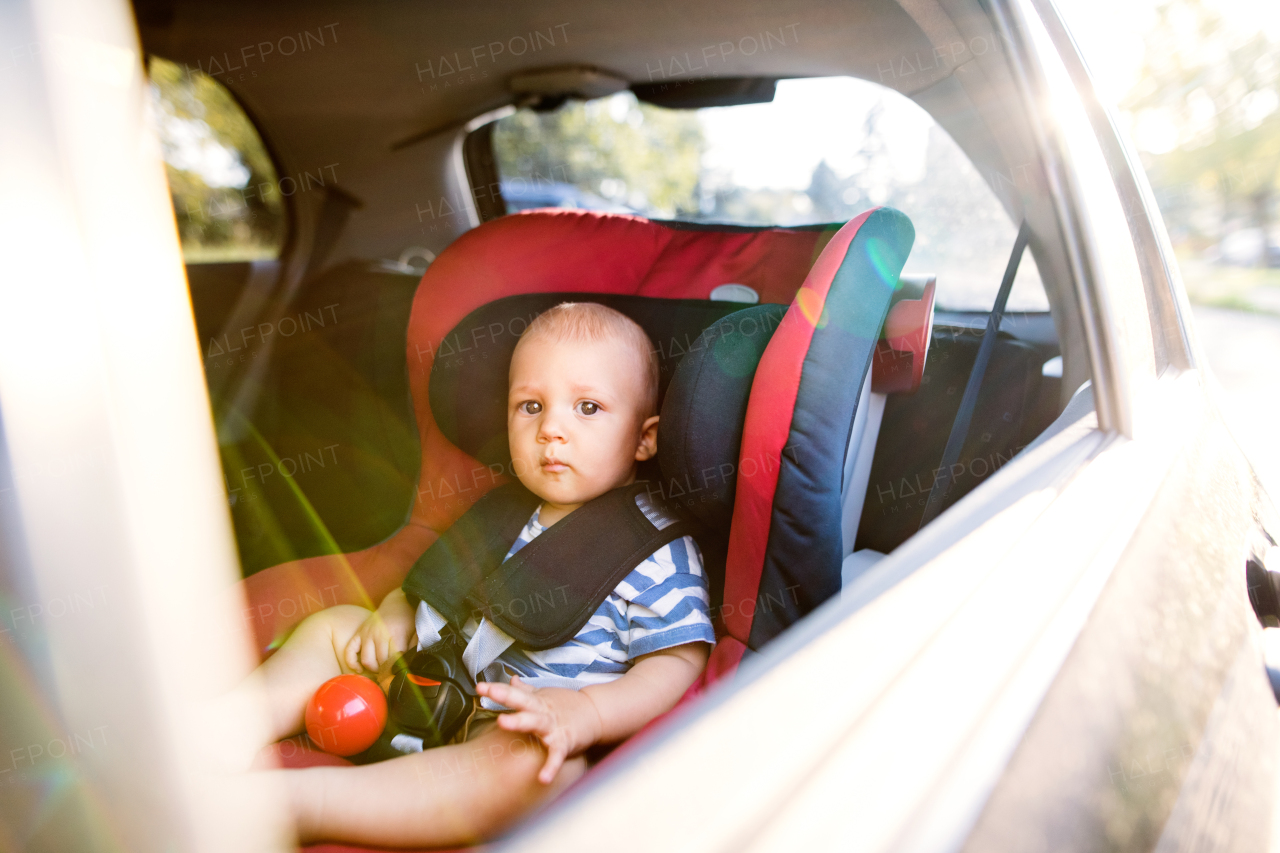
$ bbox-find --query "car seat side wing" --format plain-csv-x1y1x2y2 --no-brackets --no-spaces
722,207,915,649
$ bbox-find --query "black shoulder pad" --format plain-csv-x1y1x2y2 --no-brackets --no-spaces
472,483,694,650
402,482,542,625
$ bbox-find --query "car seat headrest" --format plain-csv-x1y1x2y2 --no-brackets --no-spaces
427,280,935,529
429,293,751,468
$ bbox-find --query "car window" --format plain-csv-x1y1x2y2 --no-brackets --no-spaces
490,77,1047,311
148,56,285,263
1025,3,1171,377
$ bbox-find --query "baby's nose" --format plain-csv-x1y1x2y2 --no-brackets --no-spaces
537,417,566,439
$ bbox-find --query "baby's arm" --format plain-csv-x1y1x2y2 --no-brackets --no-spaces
476,641,709,783
343,588,417,675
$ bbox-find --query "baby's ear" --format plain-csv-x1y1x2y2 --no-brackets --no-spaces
635,415,660,461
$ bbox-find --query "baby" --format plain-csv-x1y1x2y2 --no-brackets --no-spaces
247,302,714,847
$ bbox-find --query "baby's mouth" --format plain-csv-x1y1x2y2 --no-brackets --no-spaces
540,457,570,473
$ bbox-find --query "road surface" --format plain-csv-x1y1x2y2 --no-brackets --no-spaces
1191,305,1280,501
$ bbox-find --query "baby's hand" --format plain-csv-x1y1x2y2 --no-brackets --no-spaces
344,589,416,675
476,677,602,784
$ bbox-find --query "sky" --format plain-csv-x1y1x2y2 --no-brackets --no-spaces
1056,0,1158,108
684,0,1280,191
695,77,932,191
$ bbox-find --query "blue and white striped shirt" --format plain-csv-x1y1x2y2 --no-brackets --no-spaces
458,506,716,690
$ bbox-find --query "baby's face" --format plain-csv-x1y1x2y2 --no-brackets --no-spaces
507,334,656,511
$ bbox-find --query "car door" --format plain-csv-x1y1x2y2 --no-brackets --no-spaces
961,2,1280,849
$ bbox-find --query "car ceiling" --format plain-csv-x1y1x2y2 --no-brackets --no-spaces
138,0,951,179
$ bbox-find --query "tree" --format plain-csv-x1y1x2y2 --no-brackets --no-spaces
493,93,704,218
148,56,284,258
1124,0,1280,260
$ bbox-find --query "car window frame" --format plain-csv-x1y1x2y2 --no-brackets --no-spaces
994,0,1197,441
1029,0,1196,374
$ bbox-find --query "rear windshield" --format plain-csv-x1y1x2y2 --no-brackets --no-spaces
491,77,1047,311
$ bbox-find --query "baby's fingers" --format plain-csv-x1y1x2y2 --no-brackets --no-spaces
496,710,552,736
379,633,392,667
359,629,382,672
477,680,538,711
537,741,567,785
343,635,363,672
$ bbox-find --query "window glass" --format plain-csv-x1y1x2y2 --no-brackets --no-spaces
1023,9,1161,379
492,77,1047,311
148,56,285,263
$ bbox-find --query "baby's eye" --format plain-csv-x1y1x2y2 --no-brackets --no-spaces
518,401,542,415
576,401,600,416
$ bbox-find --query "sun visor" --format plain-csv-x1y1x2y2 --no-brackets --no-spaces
632,77,777,108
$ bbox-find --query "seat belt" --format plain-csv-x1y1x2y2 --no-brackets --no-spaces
918,221,1031,529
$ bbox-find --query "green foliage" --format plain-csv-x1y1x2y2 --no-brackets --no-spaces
1125,0,1280,247
149,56,284,261
493,94,704,217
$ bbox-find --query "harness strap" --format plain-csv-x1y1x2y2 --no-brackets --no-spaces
412,601,514,685
461,619,515,681
413,601,450,651
474,483,691,649
403,482,541,626
403,481,694,652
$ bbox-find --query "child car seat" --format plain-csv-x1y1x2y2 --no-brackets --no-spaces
249,207,931,852
238,208,931,662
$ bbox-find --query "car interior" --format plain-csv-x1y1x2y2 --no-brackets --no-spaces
132,0,1093,842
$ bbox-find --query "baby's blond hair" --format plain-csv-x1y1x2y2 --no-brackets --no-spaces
515,302,659,417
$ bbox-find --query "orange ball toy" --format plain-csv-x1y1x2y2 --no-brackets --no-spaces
305,674,387,756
